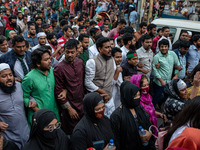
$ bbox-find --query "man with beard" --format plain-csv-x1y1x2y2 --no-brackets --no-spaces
32,32,52,52
0,63,29,149
0,35,31,81
85,37,115,117
136,34,154,79
24,24,38,47
22,48,60,126
121,33,136,65
5,15,22,38
3,9,11,25
16,11,23,24
134,22,147,43
137,24,157,49
78,34,89,66
18,15,28,35
156,26,172,53
0,35,12,56
187,34,200,73
54,40,85,135
47,33,62,59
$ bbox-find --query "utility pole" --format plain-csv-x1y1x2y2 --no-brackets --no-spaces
147,0,153,24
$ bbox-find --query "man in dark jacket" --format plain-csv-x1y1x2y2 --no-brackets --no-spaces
0,35,31,81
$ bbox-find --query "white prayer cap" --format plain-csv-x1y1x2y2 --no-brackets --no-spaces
74,16,78,19
177,79,186,91
187,31,192,36
37,32,46,38
0,63,10,72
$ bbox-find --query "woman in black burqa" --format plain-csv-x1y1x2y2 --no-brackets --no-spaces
71,92,115,150
110,81,156,150
22,109,69,150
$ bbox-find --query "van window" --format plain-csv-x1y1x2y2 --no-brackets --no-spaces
156,26,177,42
180,29,200,37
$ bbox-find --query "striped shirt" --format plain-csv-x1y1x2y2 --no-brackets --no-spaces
58,36,68,50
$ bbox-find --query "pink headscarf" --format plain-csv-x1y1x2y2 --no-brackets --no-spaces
130,74,157,135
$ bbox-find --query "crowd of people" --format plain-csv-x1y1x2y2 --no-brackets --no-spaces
1,0,200,150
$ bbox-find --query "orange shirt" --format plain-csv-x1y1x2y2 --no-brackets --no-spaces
166,127,200,150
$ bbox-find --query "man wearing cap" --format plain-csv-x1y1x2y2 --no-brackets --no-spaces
32,32,52,52
0,63,29,149
78,26,88,38
121,50,138,80
0,35,31,81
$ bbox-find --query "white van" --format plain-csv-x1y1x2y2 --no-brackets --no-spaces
151,18,200,43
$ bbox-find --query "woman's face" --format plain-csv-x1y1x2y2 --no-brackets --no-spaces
141,78,149,89
94,103,105,119
43,119,59,132
179,86,188,99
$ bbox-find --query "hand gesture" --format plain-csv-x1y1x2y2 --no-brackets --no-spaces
29,101,37,108
161,80,166,87
116,66,123,72
58,89,67,101
140,130,152,143
138,62,144,68
193,71,200,87
0,122,8,132
67,107,80,120
155,63,160,69
174,65,182,71
142,69,150,74
103,144,116,150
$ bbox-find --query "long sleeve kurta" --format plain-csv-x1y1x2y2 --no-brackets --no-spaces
54,58,85,134
22,68,60,126
0,82,29,149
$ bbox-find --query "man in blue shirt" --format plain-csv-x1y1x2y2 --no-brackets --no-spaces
187,34,200,73
174,40,190,79
24,24,38,47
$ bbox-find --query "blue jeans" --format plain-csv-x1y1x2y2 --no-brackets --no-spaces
152,82,166,107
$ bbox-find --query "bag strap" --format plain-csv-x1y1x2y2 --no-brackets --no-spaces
149,125,159,139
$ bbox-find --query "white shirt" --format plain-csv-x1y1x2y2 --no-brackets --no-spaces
102,31,110,37
112,64,123,109
85,58,116,117
121,45,129,65
88,44,99,59
14,57,29,80
136,46,154,79
156,36,172,53
169,122,190,144
32,44,52,52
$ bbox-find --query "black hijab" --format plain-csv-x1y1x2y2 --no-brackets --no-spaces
120,81,141,108
71,93,114,149
23,109,69,150
83,92,104,123
111,81,155,150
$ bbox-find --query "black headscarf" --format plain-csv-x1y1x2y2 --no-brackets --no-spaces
83,92,104,123
110,81,155,150
23,109,69,150
71,93,114,149
120,81,141,109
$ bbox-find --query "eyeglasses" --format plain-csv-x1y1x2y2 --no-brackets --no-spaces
46,122,61,132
